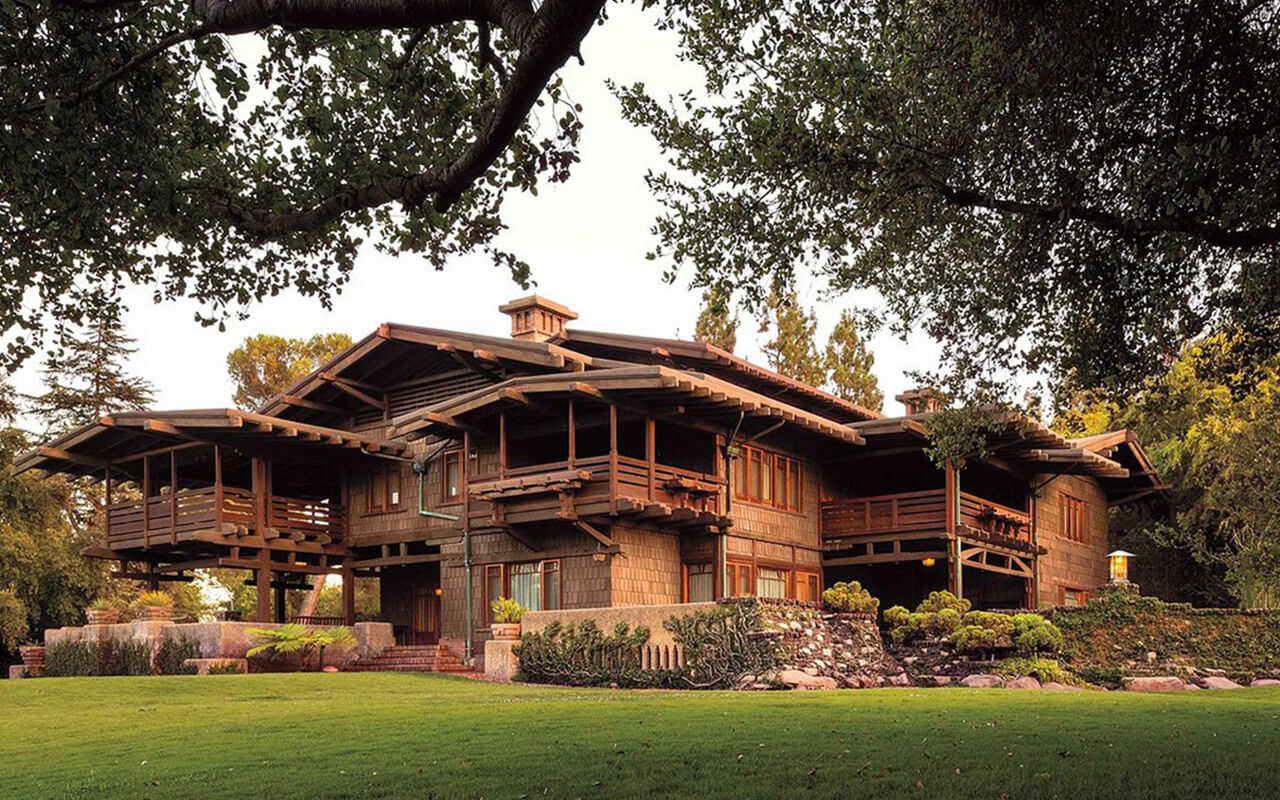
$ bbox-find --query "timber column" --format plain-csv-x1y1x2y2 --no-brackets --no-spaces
945,461,963,600
341,563,356,626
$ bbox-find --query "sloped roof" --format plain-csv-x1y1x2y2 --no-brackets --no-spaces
14,409,406,479
390,365,866,447
552,329,883,424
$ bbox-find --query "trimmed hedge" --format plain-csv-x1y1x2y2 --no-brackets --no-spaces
44,636,198,677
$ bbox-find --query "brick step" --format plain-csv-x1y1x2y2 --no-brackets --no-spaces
342,643,471,673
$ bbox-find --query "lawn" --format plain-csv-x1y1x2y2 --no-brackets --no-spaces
2,675,1279,800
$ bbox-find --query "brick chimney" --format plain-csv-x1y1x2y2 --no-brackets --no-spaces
896,387,945,416
498,295,578,342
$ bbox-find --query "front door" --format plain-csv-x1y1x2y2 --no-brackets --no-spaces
410,584,440,644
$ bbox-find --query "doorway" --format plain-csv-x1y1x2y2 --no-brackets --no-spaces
410,583,441,645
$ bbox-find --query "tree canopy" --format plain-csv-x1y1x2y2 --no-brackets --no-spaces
692,286,738,352
824,310,883,411
3,0,605,370
618,0,1280,405
226,332,353,408
757,288,825,387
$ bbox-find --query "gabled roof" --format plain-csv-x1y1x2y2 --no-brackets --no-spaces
389,365,866,447
552,329,883,424
14,409,406,479
257,322,597,423
850,412,1166,501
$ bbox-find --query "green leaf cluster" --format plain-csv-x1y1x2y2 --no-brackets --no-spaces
820,580,880,615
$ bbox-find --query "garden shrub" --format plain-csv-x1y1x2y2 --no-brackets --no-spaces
885,592,968,644
961,611,1015,636
208,661,245,675
44,639,153,676
950,625,999,653
516,601,781,689
994,657,1079,686
821,581,880,615
1013,614,1064,655
156,636,199,675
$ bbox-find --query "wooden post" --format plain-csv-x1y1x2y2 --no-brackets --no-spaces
275,582,286,624
567,400,575,469
251,457,267,535
257,562,272,624
342,563,356,626
645,417,656,501
213,444,223,531
608,403,618,514
141,455,151,548
103,468,113,545
147,562,160,591
498,411,507,479
170,449,178,544
945,461,962,599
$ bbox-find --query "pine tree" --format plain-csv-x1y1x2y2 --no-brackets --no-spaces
227,332,353,409
693,287,738,353
759,288,827,387
825,310,884,411
28,317,154,434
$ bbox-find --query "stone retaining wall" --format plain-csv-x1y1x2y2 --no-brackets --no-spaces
41,620,394,668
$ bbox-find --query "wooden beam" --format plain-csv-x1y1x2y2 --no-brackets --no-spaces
318,371,386,393
279,395,346,415
574,521,617,548
326,378,387,412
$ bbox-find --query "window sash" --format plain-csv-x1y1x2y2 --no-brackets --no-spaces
685,562,714,603
757,567,788,599
442,450,462,500
733,446,803,512
484,564,504,624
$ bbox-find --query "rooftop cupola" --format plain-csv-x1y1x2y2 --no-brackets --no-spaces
896,387,945,416
499,295,578,342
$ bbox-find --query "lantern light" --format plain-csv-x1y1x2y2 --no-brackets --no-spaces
921,557,936,568
1107,550,1135,583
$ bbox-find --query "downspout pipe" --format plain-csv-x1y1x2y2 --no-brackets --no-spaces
721,412,746,598
410,444,469,660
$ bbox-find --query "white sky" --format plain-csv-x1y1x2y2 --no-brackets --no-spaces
11,5,941,417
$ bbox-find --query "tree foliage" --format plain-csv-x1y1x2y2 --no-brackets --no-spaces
824,310,882,411
692,286,738,352
619,0,1280,402
25,317,154,435
1,0,607,371
226,332,353,408
1058,330,1280,607
757,287,825,387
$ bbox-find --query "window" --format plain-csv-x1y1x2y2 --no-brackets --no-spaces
757,567,788,599
1060,494,1088,543
795,572,820,603
366,466,401,513
685,562,715,603
733,446,801,511
484,560,561,622
1060,586,1089,607
484,564,504,624
442,450,462,501
726,562,754,597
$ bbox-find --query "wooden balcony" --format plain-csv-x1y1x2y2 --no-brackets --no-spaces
106,486,344,550
821,489,1032,550
467,454,728,531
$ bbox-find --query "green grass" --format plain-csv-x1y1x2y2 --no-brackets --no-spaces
2,675,1280,799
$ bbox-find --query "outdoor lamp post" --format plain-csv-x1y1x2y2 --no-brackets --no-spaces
1107,550,1135,583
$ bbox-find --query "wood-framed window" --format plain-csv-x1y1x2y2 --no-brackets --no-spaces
733,445,802,511
441,449,462,502
756,566,789,599
683,562,715,603
794,571,821,603
1059,585,1089,607
1060,493,1088,543
725,562,754,597
366,466,402,514
484,559,561,623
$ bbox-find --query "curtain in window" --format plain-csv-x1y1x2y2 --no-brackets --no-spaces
511,562,541,611
757,567,787,599
687,563,714,602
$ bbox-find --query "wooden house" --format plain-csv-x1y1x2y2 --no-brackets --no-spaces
16,295,1165,666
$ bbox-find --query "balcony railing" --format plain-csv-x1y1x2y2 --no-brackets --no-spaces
105,486,342,548
821,489,1031,546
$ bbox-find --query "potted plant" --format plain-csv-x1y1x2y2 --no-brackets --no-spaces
85,598,121,626
18,641,45,667
490,597,527,640
134,590,174,622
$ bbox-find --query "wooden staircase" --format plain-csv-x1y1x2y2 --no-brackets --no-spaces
343,643,471,673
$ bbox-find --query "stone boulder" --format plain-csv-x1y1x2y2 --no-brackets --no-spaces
1250,678,1280,688
959,674,1005,688
1006,676,1042,690
779,669,838,690
1201,676,1243,690
1124,676,1192,692
1042,681,1083,692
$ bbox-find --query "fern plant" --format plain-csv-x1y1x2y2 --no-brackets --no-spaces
135,591,172,608
247,625,356,671
491,597,527,624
